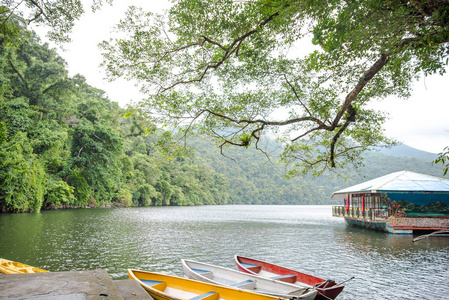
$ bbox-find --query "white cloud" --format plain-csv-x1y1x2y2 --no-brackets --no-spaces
375,73,449,153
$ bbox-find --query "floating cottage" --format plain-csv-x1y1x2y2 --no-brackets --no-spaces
332,171,449,234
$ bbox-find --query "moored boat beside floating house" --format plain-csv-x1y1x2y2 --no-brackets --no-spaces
332,171,449,234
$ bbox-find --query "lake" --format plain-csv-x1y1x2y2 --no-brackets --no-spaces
0,205,448,299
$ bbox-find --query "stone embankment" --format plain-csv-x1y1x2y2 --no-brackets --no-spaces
0,269,152,299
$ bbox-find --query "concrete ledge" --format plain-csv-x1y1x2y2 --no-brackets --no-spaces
0,269,123,299
114,279,153,300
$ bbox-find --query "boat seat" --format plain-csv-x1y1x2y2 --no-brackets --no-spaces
191,268,213,279
240,263,262,273
140,279,167,291
270,274,297,283
190,291,219,300
230,279,256,289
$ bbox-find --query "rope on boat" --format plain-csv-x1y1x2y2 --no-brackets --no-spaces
338,276,355,285
412,229,449,242
311,277,355,300
288,276,355,300
314,279,333,289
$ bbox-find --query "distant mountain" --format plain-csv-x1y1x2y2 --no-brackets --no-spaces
376,144,437,161
191,138,446,205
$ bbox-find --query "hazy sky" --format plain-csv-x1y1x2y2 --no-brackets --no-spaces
34,0,448,154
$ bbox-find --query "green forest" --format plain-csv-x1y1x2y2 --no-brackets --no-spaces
0,28,445,213
0,31,232,213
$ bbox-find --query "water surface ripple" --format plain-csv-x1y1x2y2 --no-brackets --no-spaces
0,205,448,299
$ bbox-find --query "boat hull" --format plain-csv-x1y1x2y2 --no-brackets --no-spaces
0,258,49,274
182,259,317,300
128,269,284,300
235,256,344,300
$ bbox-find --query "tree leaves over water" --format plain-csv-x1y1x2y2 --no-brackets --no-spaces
100,0,449,176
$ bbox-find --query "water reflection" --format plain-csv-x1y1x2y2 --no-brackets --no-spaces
0,205,448,299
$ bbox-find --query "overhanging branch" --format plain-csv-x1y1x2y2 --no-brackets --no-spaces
157,9,282,94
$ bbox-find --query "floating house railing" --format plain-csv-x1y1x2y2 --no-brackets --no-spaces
332,206,388,221
333,205,449,231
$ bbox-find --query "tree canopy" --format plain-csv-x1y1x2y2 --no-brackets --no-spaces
100,0,449,176
0,0,112,46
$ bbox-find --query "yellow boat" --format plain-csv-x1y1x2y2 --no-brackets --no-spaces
128,269,287,300
0,258,49,274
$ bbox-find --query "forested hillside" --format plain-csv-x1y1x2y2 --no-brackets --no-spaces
191,137,445,205
0,30,445,212
0,32,230,212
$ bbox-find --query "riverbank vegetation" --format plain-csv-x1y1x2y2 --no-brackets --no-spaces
0,31,231,212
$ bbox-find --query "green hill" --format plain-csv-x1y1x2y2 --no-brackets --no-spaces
377,144,437,160
190,137,445,205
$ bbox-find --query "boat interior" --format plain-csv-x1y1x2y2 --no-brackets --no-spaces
239,262,262,273
192,268,257,290
190,267,309,296
141,279,221,300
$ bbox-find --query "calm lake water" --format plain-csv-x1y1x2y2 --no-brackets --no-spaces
1,205,448,299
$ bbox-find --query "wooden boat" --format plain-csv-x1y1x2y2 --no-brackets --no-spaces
182,259,317,300
0,258,49,274
235,255,344,300
128,269,284,300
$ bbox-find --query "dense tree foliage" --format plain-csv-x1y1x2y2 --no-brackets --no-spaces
0,29,229,212
100,0,449,176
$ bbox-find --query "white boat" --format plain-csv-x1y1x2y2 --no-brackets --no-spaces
128,269,282,300
181,259,317,300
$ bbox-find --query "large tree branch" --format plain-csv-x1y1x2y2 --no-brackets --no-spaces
325,53,390,166
198,108,328,128
329,119,352,168
28,0,49,23
324,28,448,166
332,53,390,128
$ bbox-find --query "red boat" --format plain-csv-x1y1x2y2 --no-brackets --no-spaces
235,255,344,300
